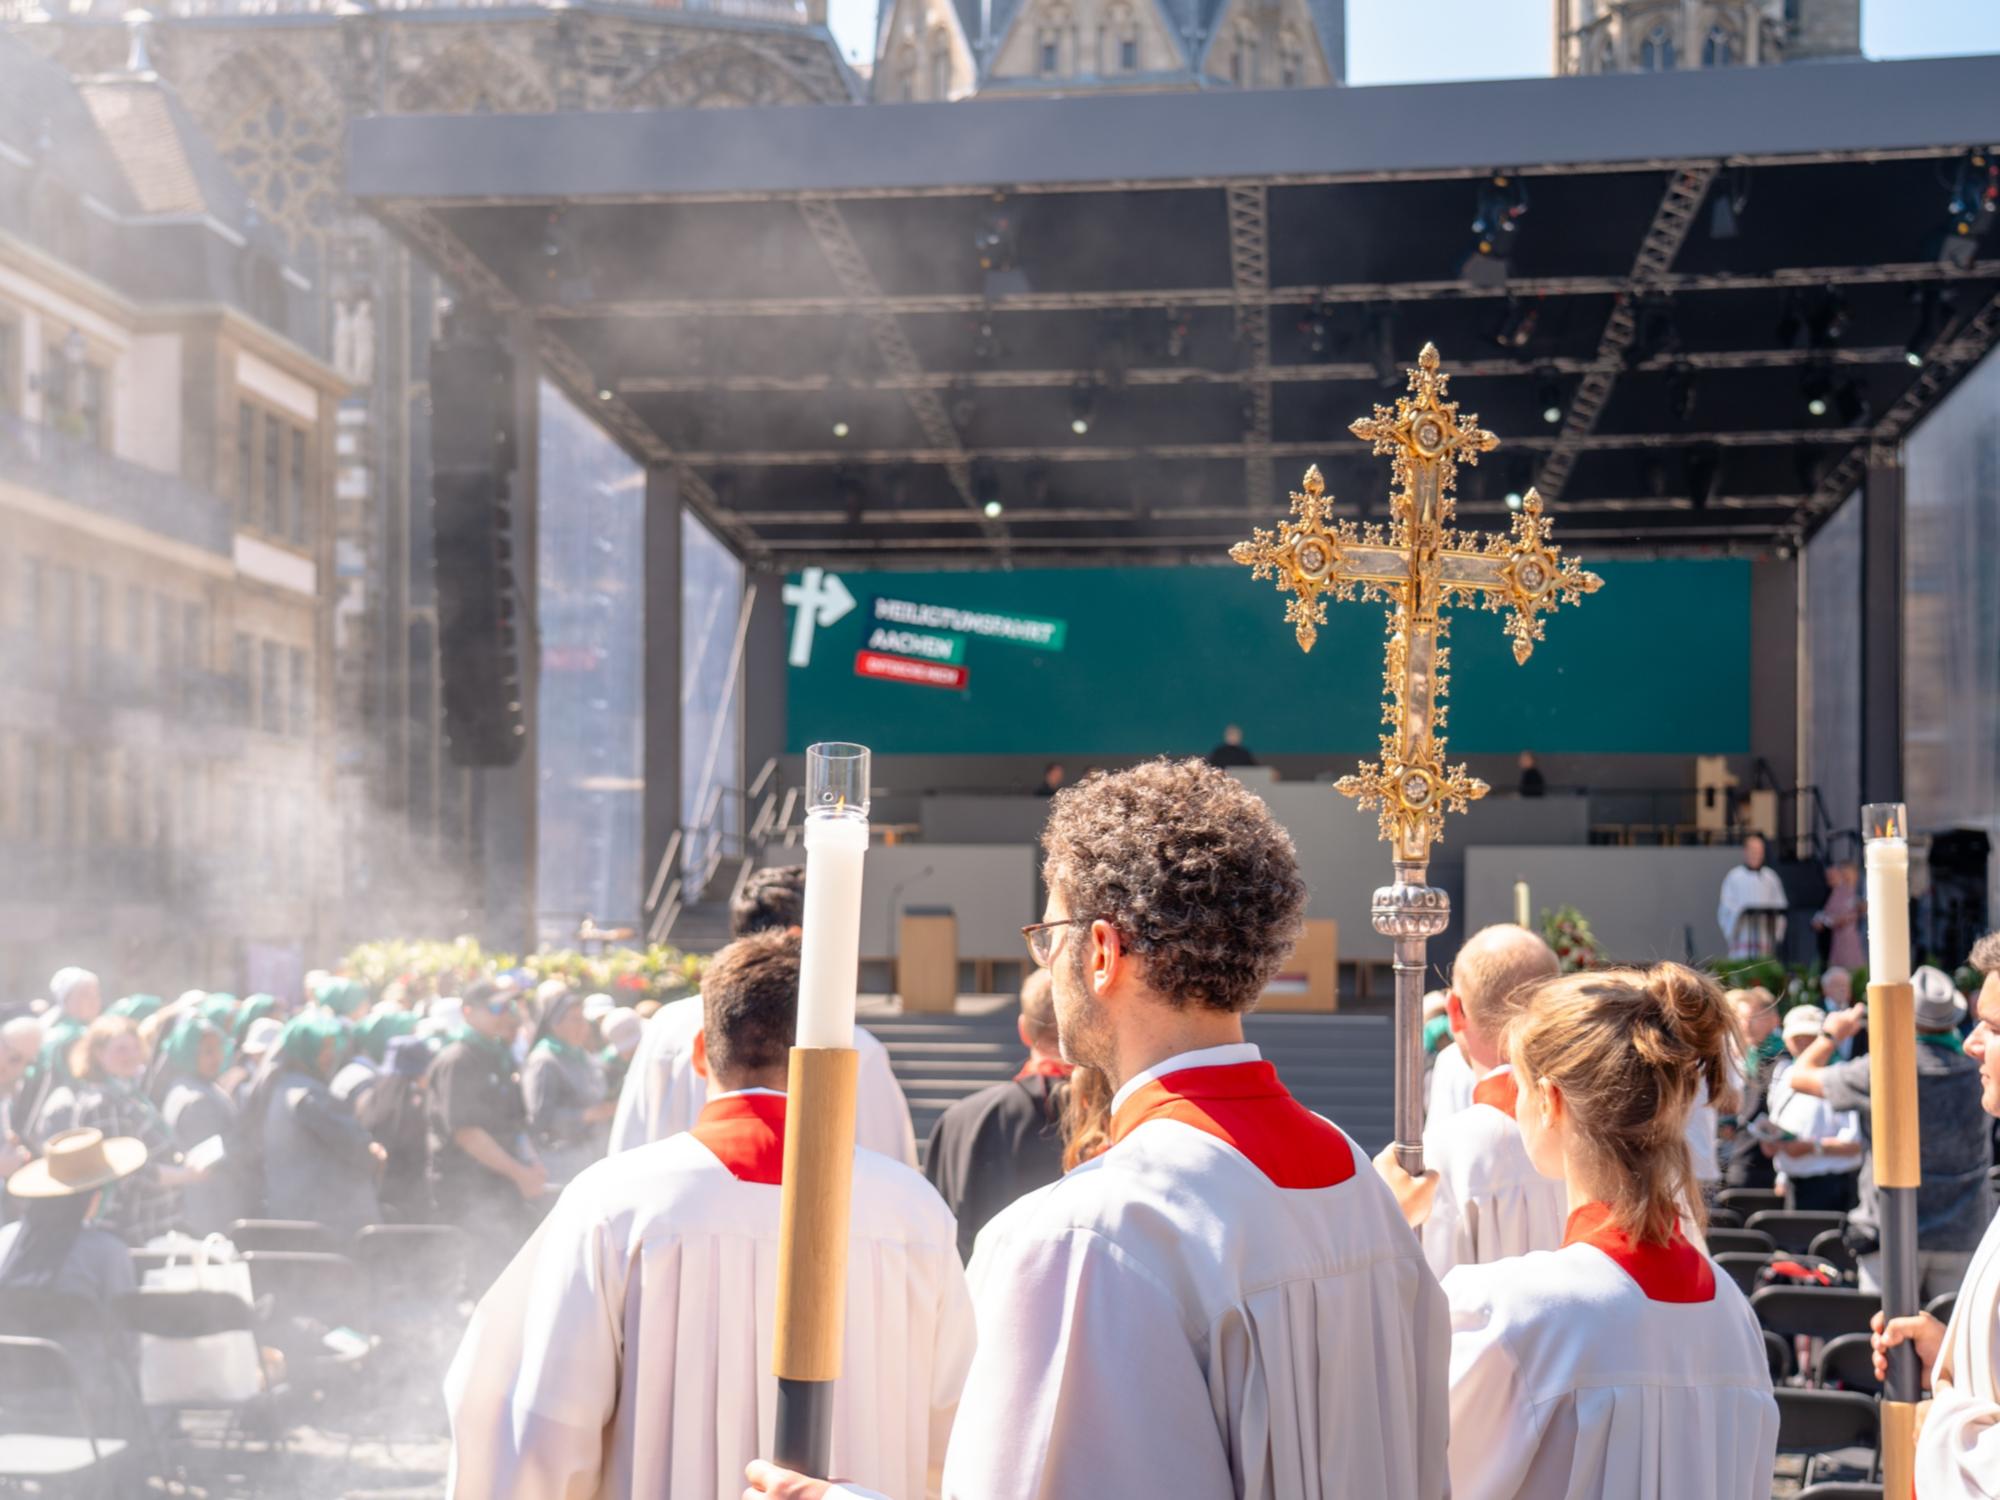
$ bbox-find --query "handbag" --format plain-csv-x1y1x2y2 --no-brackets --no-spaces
138,1232,263,1405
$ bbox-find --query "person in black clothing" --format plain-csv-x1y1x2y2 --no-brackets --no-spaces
358,1034,436,1222
1517,751,1546,798
923,968,1069,1260
1206,725,1257,769
427,980,545,1285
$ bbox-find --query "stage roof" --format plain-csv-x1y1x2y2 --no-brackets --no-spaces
351,54,2000,568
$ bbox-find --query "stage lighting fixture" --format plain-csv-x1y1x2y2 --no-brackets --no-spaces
974,195,1017,272
1809,287,1850,348
971,460,1000,517
1800,365,1832,419
1464,174,1527,288
1834,377,1871,428
596,388,613,403
1709,170,1749,240
1940,150,2000,269
1667,363,1697,422
983,498,1004,519
1490,298,1538,352
832,419,850,438
1504,488,1524,511
1068,380,1096,436
1299,306,1332,358
1905,285,1944,368
949,380,978,431
1535,370,1563,425
971,316,1002,363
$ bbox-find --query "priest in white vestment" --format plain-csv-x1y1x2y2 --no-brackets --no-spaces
448,932,973,1500
607,864,917,1166
1716,833,1788,959
1419,925,1566,1278
751,760,1450,1500
1873,934,2000,1496
1393,962,1777,1500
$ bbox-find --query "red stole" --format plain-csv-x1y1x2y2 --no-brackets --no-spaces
689,1093,788,1186
1015,1057,1075,1082
1563,1202,1715,1303
1109,1061,1354,1190
1471,1069,1521,1119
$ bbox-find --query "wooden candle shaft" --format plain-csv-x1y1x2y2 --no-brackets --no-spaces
1867,981,1920,1189
773,1046,861,1383
1881,1399,1917,1500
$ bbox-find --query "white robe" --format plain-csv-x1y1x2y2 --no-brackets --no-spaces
1427,1040,1477,1127
1420,1073,1567,1279
943,1045,1450,1500
1716,864,1788,959
1444,1220,1778,1500
607,995,919,1166
1919,1198,2000,1494
445,1091,974,1500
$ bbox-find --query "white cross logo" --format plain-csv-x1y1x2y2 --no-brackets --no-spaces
782,567,857,667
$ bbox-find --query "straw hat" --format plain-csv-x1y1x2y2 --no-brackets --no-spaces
1781,1005,1826,1043
9,1128,147,1200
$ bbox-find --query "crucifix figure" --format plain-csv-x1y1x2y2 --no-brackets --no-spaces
1231,342,1601,1176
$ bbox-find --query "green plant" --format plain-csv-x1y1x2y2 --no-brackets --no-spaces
338,936,703,1005
1540,905,1601,973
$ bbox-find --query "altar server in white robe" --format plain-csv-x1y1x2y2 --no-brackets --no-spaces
448,931,973,1500
746,759,1450,1500
1872,931,2000,1496
1716,832,1789,959
1443,962,1778,1500
1428,1036,1477,1126
608,865,918,1166
1417,923,1565,1277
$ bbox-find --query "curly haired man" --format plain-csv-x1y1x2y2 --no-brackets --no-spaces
749,758,1449,1500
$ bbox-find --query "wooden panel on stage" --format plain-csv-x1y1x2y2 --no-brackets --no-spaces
1257,918,1338,1012
898,911,958,1013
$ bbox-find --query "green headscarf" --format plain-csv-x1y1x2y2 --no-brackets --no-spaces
160,1016,223,1080
108,994,163,1022
275,1014,348,1080
313,977,368,1019
232,995,277,1042
201,994,240,1033
355,1008,416,1063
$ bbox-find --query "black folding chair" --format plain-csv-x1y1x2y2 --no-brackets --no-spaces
1707,1228,1776,1257
1793,1484,1883,1500
1775,1388,1879,1489
1707,1206,1744,1229
1752,1287,1881,1342
1813,1332,1881,1395
1809,1228,1857,1278
241,1251,367,1331
1719,1187,1786,1218
1745,1209,1852,1255
0,1336,130,1497
228,1219,339,1255
1927,1291,1958,1326
1763,1329,1795,1384
1717,1252,1774,1297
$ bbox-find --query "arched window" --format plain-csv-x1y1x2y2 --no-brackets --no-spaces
1593,30,1616,72
1702,24,1735,66
1639,21,1676,71
1036,6,1069,75
928,29,951,96
1100,1,1138,72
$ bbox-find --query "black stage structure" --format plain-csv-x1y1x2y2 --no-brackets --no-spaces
350,56,2000,937
352,55,2000,571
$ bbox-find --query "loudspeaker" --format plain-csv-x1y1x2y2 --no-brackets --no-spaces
430,329,524,767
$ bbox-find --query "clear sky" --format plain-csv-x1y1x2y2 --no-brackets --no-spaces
832,0,2000,79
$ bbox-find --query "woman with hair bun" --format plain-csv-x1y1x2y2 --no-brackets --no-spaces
1442,963,1778,1500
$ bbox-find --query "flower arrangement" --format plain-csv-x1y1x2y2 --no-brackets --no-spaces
1540,905,1601,973
339,936,703,1005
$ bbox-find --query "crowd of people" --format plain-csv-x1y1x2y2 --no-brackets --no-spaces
21,756,2000,1498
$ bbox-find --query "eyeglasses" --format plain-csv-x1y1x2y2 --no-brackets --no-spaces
1021,918,1095,968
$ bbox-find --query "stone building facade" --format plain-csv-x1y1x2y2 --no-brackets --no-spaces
8,2,858,949
1553,0,1859,74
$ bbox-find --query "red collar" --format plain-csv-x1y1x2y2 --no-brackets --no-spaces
1109,1061,1354,1190
1563,1203,1715,1303
689,1093,787,1186
1015,1057,1074,1082
1471,1069,1520,1120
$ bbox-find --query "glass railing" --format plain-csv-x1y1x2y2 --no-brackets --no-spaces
0,410,232,555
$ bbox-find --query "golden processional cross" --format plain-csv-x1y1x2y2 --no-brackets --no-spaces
1231,343,1602,1175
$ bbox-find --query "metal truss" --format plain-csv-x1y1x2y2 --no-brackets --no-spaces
618,345,1925,396
1226,184,1273,512
670,425,1869,468
1805,284,2000,534
1534,163,1718,505
733,492,1805,526
795,195,1001,543
536,260,1987,323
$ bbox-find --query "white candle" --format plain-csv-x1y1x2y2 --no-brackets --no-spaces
1514,881,1531,930
1865,834,1911,987
796,814,869,1048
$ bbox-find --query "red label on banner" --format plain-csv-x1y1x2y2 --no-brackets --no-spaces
854,650,969,690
